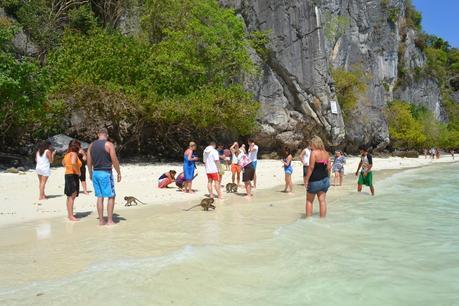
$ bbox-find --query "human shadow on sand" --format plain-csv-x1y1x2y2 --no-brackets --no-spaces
74,211,92,219
45,195,64,199
97,214,127,224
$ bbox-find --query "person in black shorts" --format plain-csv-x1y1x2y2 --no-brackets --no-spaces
240,152,255,199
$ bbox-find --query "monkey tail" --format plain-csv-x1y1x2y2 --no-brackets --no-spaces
135,198,147,204
183,204,200,211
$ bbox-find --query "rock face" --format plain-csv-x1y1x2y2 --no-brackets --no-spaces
222,0,446,151
220,0,346,150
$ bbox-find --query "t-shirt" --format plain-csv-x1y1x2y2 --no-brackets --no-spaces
361,154,373,172
248,145,258,162
218,149,225,162
203,146,220,174
302,148,311,166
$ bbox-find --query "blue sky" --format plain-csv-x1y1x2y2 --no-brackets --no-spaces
412,0,459,47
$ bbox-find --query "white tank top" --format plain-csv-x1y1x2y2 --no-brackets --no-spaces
36,150,50,170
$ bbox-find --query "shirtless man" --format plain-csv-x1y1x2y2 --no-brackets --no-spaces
87,128,122,225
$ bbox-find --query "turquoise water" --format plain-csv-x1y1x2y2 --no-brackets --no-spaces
1,163,458,305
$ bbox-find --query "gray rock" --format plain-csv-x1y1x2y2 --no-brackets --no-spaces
48,134,89,154
221,0,346,149
6,167,19,174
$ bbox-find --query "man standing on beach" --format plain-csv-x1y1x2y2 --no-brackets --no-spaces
355,145,375,196
87,128,122,225
299,142,311,187
203,141,222,199
247,139,259,189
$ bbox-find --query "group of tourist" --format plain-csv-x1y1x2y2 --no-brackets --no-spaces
35,129,379,224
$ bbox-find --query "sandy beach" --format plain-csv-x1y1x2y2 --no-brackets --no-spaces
0,156,456,227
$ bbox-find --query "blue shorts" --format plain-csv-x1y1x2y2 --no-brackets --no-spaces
252,160,258,170
307,177,330,194
92,170,115,198
284,165,293,175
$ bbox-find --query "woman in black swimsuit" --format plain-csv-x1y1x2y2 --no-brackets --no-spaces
304,136,331,218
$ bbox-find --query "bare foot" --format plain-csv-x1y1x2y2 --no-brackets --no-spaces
287,192,294,196
243,195,252,200
99,219,107,226
83,191,89,195
68,216,79,221
106,220,116,226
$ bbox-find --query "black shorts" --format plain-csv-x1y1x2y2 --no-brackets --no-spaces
242,164,255,182
79,164,86,182
65,174,80,197
303,165,309,177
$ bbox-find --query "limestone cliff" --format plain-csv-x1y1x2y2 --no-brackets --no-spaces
221,0,446,151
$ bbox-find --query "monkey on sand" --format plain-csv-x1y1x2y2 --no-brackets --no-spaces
124,196,146,206
226,183,238,193
184,198,215,211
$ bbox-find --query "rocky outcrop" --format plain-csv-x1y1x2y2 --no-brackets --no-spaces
222,0,447,151
220,0,345,150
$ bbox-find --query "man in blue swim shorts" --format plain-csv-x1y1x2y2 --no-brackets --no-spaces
87,128,122,225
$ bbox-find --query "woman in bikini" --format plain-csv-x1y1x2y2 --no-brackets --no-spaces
304,136,331,218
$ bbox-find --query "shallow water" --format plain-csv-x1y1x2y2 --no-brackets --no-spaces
0,163,458,305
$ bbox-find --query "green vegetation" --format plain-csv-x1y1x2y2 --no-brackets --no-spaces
323,12,350,43
404,0,422,31
0,0,259,153
386,101,459,149
331,67,367,120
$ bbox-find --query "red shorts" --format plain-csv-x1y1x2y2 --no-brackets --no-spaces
206,173,219,181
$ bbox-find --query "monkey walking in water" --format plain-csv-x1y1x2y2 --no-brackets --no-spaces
124,196,146,207
184,198,215,211
226,183,238,193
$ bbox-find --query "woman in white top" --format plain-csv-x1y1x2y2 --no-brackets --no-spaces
36,140,55,200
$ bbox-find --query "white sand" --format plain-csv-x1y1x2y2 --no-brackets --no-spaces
0,156,456,227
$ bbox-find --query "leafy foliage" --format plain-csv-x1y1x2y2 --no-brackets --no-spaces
385,101,426,149
323,12,350,43
331,67,367,120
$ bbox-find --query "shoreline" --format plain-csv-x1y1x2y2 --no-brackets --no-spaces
0,157,457,228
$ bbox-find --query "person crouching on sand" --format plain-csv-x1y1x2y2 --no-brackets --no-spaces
282,147,293,194
304,136,331,218
62,141,82,221
158,170,176,188
355,145,375,196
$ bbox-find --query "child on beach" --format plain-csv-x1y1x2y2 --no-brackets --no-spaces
62,141,82,221
175,172,198,190
331,151,346,186
282,147,293,194
158,170,177,188
355,145,375,196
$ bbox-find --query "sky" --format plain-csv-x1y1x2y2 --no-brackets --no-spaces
412,0,459,48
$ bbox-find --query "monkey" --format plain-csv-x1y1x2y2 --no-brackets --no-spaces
225,183,238,193
184,198,215,211
124,196,146,206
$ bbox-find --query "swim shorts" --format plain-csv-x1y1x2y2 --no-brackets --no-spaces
284,165,293,175
92,170,115,198
242,163,255,182
64,174,80,197
307,177,330,194
358,171,373,186
231,164,241,173
207,173,219,181
303,165,309,177
251,160,258,170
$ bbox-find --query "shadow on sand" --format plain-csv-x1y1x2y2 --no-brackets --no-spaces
74,211,92,219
